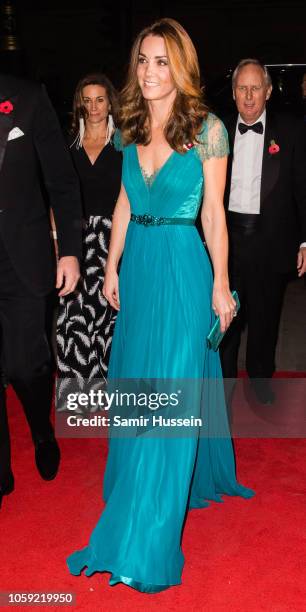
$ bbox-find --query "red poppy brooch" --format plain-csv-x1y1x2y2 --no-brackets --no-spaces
0,100,14,115
269,139,280,155
183,142,194,151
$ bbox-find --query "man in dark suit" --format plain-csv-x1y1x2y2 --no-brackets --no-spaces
220,59,306,405
0,74,82,508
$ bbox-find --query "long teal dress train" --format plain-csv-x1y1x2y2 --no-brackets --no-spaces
67,114,254,593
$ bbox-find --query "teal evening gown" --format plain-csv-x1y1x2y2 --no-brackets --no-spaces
67,114,254,593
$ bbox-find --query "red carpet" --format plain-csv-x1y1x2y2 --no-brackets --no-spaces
1,384,306,611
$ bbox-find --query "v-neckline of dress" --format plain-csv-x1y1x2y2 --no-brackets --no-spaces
82,142,108,167
134,144,176,189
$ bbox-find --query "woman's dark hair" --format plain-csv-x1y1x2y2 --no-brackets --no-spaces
71,72,119,136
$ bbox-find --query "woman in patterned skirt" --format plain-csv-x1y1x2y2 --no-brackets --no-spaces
56,73,122,394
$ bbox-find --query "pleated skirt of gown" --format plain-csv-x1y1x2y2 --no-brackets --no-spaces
67,222,254,592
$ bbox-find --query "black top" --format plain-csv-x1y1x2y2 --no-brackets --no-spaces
69,140,122,218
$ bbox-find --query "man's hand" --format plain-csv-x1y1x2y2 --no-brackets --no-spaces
297,247,306,277
56,256,80,296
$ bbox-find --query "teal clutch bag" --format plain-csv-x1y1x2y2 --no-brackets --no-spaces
207,290,240,351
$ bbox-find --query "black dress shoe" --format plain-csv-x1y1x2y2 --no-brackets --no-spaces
250,378,275,405
0,472,14,509
35,438,60,481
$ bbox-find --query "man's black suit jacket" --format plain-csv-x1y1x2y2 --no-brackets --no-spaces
0,74,82,296
223,111,306,273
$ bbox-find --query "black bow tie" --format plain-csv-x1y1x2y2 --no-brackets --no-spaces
238,121,263,135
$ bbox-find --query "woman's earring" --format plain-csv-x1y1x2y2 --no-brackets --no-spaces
78,116,85,148
105,113,115,145
70,116,85,149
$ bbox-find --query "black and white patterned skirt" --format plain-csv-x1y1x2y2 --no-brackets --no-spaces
56,216,116,389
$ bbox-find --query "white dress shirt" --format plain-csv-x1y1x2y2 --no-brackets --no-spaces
229,110,266,214
228,110,306,249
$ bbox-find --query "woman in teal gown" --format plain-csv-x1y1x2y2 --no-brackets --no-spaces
67,18,254,593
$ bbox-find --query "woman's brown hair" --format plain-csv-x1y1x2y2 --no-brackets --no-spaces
71,73,119,136
119,18,209,152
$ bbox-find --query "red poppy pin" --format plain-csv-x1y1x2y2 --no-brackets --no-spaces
269,139,280,155
184,142,194,151
0,100,14,115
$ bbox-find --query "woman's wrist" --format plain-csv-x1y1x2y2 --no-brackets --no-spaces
213,276,230,291
105,260,118,273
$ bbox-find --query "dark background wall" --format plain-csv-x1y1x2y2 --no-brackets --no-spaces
1,0,306,109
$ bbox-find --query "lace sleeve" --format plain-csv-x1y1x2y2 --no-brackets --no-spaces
194,113,229,162
112,128,124,152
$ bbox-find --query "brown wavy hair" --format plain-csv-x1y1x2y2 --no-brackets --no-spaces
71,73,119,136
119,18,208,152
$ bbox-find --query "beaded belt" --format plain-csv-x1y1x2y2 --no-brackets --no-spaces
130,213,195,227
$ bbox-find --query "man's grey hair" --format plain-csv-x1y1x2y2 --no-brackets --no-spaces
232,59,272,88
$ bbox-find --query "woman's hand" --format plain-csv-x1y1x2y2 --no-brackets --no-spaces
101,183,130,312
212,283,237,333
103,268,120,311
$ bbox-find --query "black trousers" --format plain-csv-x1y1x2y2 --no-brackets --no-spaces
0,235,54,484
220,226,287,380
